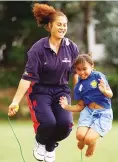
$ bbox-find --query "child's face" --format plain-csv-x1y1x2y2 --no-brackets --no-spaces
75,61,94,80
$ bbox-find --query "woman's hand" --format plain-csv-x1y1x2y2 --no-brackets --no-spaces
8,104,19,116
59,96,68,109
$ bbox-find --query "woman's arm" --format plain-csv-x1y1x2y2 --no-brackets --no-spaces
12,79,31,104
8,79,31,116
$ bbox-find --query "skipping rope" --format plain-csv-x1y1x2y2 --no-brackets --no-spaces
81,150,83,162
8,116,83,162
8,116,26,162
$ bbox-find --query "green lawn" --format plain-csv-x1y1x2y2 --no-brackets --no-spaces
0,120,118,162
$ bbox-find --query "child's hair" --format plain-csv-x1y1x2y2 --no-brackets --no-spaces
74,53,94,68
32,3,68,28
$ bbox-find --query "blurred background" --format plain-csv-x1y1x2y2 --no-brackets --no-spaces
0,1,118,162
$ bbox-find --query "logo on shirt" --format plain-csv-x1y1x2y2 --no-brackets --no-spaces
90,80,97,88
24,71,28,75
79,84,83,92
65,38,70,46
24,71,32,77
44,62,47,65
62,58,71,63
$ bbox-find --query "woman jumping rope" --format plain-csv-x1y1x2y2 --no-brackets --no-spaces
59,53,113,157
8,3,79,162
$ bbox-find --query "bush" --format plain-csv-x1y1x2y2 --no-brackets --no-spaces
8,45,26,66
112,99,118,120
0,67,21,88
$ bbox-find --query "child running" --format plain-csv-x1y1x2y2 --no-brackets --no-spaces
59,53,113,157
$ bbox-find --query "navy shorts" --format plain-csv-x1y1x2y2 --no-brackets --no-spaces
78,106,113,137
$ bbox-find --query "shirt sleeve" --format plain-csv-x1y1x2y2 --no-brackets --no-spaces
22,49,42,82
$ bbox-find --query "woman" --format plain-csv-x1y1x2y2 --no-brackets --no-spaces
8,3,79,162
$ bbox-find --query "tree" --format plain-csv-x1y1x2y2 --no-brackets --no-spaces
0,1,48,66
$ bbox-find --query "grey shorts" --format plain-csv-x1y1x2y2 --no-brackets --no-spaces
78,106,113,137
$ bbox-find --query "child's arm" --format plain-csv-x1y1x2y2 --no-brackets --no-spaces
98,78,113,98
59,96,84,112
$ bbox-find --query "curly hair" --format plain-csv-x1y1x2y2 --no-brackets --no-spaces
32,3,68,28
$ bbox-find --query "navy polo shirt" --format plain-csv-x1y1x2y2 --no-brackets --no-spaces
74,71,111,109
22,36,79,85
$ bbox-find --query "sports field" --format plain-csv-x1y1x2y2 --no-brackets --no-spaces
0,120,118,162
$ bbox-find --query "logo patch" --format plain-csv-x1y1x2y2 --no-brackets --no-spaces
24,71,32,77
79,84,83,92
90,80,97,88
65,38,70,46
24,71,28,75
62,58,71,63
44,62,47,65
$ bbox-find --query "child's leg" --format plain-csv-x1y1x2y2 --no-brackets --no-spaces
83,128,100,157
76,126,89,150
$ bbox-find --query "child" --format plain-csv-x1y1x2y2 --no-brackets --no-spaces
59,54,113,157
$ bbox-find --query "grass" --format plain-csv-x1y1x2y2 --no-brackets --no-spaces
0,120,118,162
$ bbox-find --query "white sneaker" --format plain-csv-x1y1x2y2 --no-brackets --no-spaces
44,150,55,162
33,140,46,161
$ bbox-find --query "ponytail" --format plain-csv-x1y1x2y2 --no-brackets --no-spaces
32,3,56,27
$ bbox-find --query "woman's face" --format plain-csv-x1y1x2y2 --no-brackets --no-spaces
49,16,67,39
75,61,94,80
